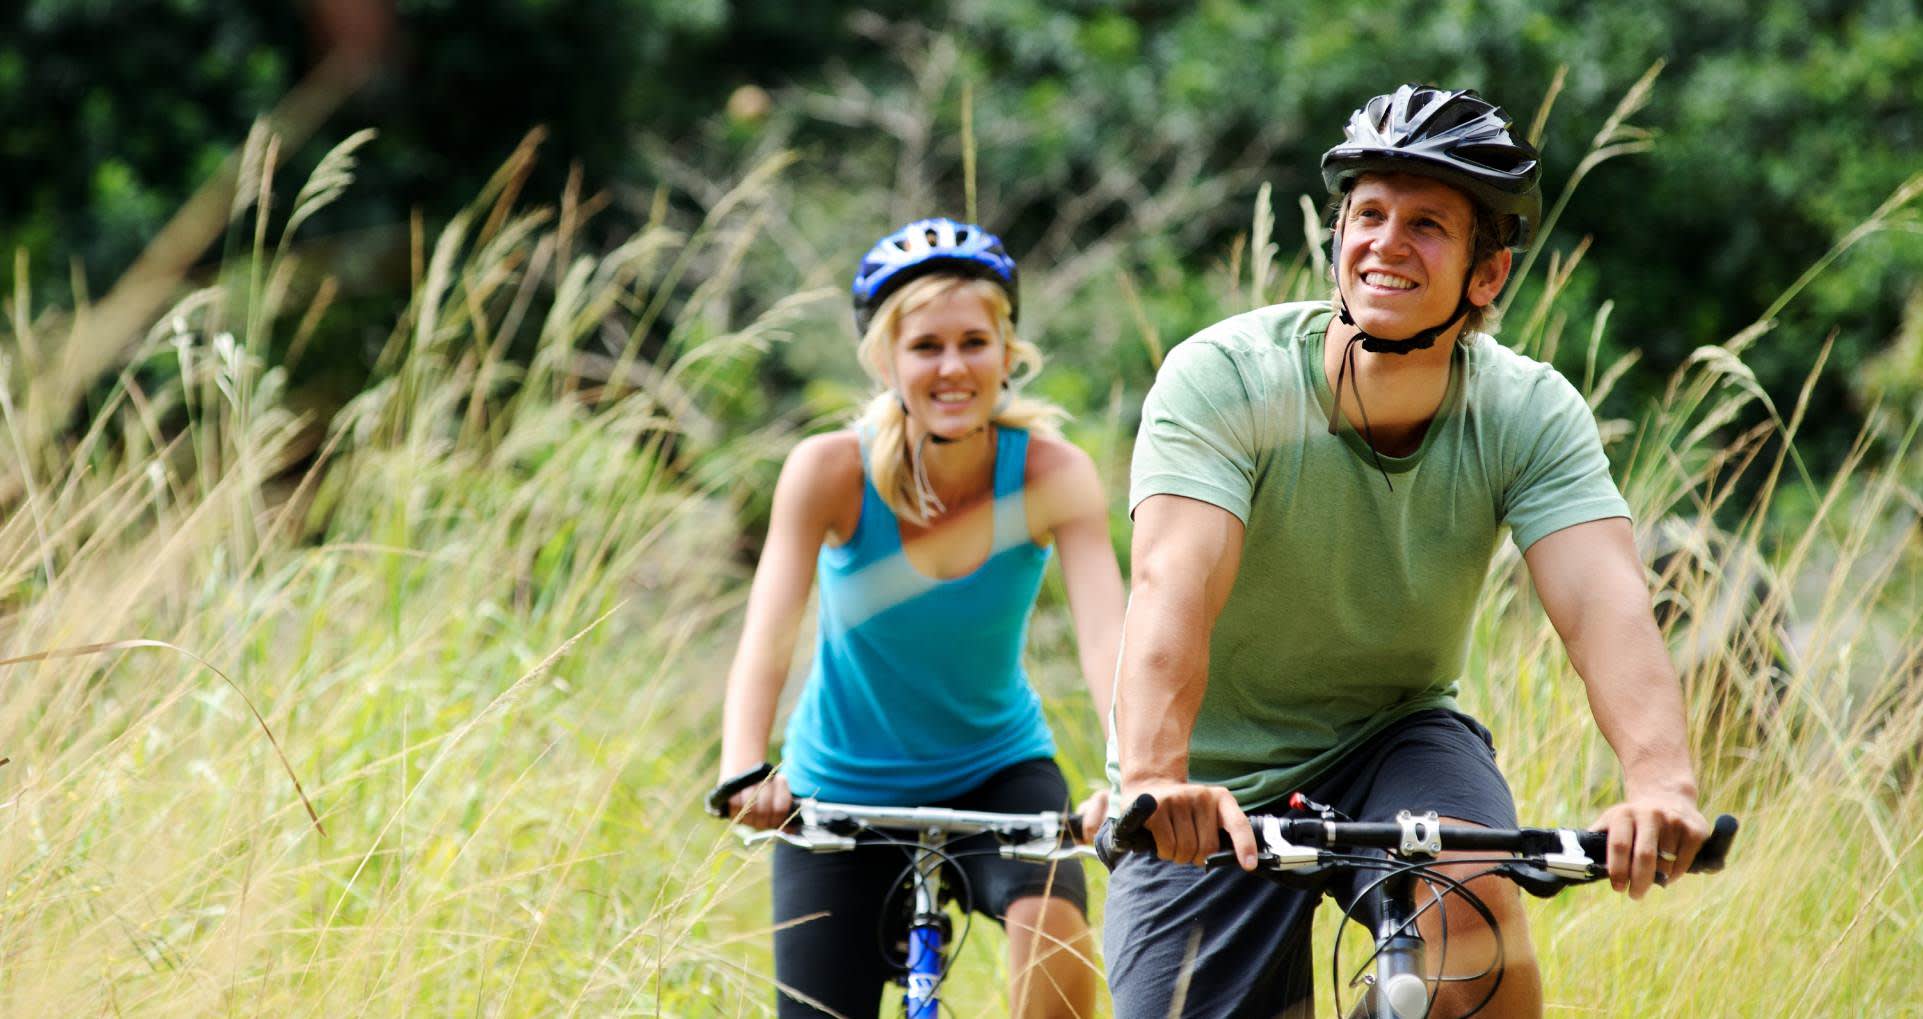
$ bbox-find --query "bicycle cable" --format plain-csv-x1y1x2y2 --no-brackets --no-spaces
880,828,1079,1012
862,828,977,1009
1331,856,1505,1019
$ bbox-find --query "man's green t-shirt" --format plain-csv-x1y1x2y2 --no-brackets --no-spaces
1118,301,1630,808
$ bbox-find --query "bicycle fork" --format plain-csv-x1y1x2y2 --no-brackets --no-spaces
1358,869,1427,1019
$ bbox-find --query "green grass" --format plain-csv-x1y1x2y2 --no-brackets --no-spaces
2,98,1920,1016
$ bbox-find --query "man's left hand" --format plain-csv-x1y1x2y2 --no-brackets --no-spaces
1591,788,1710,899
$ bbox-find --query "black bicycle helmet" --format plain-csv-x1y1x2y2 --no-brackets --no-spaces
851,217,1019,334
1321,84,1542,247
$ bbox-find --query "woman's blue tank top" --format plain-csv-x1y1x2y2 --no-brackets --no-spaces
781,427,1056,804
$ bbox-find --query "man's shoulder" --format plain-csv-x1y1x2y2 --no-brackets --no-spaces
1461,337,1584,411
1185,301,1329,352
1162,301,1328,384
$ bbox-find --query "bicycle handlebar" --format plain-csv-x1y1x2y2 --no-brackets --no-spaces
1095,793,1740,890
713,794,1094,862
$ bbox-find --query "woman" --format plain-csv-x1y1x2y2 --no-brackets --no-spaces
713,217,1124,1018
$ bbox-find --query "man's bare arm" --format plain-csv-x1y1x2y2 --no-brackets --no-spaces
1524,516,1709,898
1116,493,1258,867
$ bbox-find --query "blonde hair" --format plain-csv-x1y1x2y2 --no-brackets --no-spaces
853,274,1067,525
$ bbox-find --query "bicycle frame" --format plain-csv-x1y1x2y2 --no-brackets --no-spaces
904,831,948,1019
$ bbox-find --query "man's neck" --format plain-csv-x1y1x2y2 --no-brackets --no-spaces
1322,318,1458,457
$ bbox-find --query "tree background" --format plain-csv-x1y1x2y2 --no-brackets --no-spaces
5,0,1921,478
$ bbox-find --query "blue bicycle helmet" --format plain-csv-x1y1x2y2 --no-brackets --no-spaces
851,217,1019,334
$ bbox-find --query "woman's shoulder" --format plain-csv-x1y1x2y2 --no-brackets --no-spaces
780,430,867,542
1021,430,1096,478
788,428,859,463
1021,432,1106,523
781,430,865,498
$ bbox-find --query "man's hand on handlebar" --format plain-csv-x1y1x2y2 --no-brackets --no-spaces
1591,785,1710,900
1121,783,1260,870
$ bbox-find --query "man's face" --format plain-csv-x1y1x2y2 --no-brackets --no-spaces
1336,173,1506,341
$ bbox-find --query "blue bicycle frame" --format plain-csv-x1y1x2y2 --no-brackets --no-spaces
903,835,951,1018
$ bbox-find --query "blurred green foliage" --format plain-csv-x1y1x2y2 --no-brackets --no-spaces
837,0,1923,471
3,0,1920,472
0,0,911,282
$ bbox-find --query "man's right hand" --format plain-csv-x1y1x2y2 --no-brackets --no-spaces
1126,781,1259,870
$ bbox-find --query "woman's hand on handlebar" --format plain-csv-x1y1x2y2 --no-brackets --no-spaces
731,772,793,831
707,762,793,831
1125,783,1261,870
1074,789,1109,846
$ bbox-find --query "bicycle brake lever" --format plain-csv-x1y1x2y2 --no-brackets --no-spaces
1204,849,1281,869
1498,860,1596,898
736,825,856,853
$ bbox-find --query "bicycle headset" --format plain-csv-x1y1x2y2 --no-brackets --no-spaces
851,217,1020,449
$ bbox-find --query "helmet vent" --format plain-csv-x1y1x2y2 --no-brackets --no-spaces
1422,99,1482,135
1453,144,1533,173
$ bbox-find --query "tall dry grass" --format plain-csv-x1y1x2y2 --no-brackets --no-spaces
0,126,829,1015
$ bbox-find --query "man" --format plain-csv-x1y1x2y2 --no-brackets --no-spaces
1103,84,1710,1018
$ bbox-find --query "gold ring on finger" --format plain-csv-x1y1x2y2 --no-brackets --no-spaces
1657,849,1679,862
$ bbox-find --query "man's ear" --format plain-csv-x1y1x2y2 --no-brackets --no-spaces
1469,248,1513,307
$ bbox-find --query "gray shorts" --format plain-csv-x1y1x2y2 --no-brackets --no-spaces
1103,709,1517,1019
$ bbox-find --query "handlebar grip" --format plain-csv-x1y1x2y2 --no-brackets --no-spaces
1692,813,1740,873
1065,814,1086,844
1576,812,1742,877
1094,793,1159,868
704,762,774,818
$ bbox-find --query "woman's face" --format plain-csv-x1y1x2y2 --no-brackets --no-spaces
892,285,1009,440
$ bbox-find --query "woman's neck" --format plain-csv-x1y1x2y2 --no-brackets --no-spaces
909,423,997,509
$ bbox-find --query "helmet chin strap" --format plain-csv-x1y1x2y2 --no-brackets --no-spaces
1332,267,1475,354
1326,269,1476,492
896,381,1007,518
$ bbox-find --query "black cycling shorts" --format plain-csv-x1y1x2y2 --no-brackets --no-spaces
771,756,1089,1019
1104,709,1518,1019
